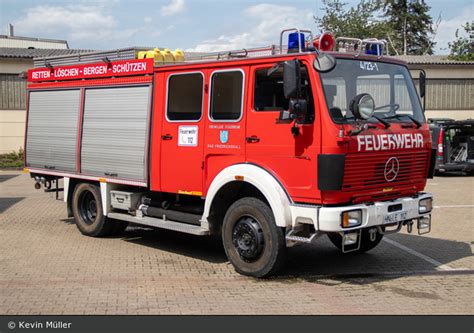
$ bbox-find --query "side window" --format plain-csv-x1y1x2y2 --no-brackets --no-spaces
254,65,315,123
167,73,203,121
210,70,243,121
254,69,288,111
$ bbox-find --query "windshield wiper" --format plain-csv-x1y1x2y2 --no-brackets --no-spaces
343,115,389,128
372,115,390,129
383,114,422,128
348,115,391,136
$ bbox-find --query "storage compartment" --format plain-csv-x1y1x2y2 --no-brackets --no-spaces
110,190,142,211
25,89,81,172
80,85,151,181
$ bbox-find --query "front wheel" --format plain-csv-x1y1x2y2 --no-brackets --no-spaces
222,198,286,278
327,228,383,253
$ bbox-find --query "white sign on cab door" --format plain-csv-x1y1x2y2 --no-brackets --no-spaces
178,126,198,147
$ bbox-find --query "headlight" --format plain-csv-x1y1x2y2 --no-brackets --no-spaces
341,209,362,228
350,93,375,120
419,198,433,214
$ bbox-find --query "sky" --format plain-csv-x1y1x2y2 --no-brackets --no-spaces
0,0,472,54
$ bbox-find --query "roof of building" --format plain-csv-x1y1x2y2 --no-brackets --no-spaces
391,55,474,65
0,34,69,49
0,47,95,59
0,34,68,44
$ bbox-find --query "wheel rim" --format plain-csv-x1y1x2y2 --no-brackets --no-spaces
78,191,97,225
232,216,264,262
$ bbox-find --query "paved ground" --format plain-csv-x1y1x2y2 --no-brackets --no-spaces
0,171,472,315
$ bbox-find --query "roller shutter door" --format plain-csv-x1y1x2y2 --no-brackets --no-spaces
81,86,151,181
26,89,81,172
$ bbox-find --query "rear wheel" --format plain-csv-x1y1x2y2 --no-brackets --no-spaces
327,228,383,253
222,198,286,278
72,183,127,237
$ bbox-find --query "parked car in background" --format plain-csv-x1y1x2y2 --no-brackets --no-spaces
429,118,474,175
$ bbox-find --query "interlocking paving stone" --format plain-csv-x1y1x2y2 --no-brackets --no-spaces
0,171,472,314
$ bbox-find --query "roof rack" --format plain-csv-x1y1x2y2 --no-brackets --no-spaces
184,45,280,62
32,29,391,69
33,47,151,68
184,28,314,63
335,37,387,58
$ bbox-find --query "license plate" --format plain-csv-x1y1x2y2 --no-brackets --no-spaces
384,211,407,224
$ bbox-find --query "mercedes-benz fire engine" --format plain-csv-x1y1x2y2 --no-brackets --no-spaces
24,29,435,277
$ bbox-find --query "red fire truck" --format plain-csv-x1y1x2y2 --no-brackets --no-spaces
24,29,435,277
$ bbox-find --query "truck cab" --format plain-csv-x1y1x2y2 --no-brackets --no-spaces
24,29,435,277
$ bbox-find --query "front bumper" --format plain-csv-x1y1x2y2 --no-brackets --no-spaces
436,162,473,173
290,192,433,233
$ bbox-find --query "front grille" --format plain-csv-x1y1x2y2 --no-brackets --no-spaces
342,150,429,192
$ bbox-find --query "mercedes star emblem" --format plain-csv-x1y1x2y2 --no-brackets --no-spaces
384,157,400,182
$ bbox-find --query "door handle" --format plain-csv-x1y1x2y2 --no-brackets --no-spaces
161,134,173,140
246,136,260,143
104,172,118,177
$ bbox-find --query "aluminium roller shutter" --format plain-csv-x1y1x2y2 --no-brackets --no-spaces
80,86,151,181
25,89,81,172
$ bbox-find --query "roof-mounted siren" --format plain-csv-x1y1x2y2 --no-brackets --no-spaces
312,32,335,52
335,37,387,58
279,28,313,54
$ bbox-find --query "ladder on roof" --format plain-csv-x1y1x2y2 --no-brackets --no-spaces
33,47,150,68
184,45,280,62
33,45,287,68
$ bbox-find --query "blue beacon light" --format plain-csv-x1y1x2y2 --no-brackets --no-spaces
365,43,382,56
288,32,305,52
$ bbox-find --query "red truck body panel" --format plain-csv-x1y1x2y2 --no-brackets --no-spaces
26,52,431,206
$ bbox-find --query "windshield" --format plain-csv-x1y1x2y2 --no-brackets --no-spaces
320,59,424,124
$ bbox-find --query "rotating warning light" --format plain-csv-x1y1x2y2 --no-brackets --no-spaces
365,42,382,56
288,32,305,52
312,32,335,52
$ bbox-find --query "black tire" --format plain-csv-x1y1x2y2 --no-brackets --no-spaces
327,228,383,254
222,197,286,277
72,183,116,237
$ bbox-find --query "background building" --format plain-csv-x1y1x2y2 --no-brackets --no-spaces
397,55,474,121
0,28,91,154
1,32,473,154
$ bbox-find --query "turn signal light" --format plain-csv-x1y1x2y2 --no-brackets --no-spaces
419,198,433,214
341,210,362,228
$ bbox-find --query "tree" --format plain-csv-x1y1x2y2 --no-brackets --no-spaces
315,0,388,40
381,0,435,55
448,22,474,61
315,0,436,55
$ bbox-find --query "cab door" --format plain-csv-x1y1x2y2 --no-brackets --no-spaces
203,68,247,193
160,71,206,195
245,62,320,202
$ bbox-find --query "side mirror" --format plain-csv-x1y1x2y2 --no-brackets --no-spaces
313,53,336,73
419,70,426,98
283,59,301,99
277,99,307,124
289,99,307,122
